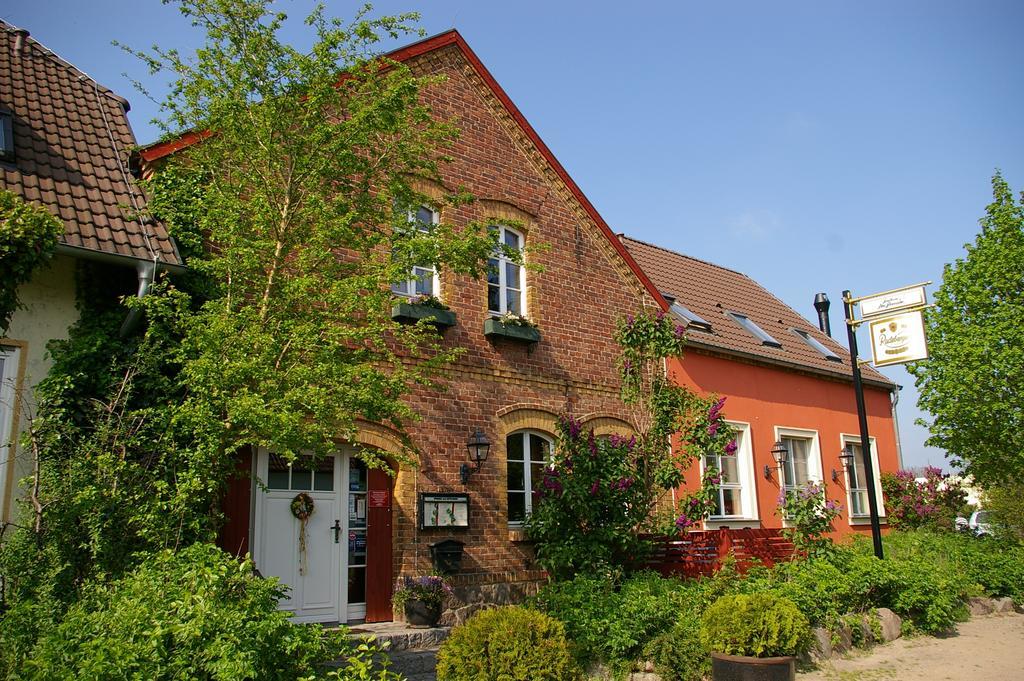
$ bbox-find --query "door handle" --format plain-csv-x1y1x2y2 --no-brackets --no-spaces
331,519,341,543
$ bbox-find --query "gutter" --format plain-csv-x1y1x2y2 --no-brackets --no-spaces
52,243,186,338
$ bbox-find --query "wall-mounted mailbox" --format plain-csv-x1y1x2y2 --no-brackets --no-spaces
430,539,466,575
420,492,469,529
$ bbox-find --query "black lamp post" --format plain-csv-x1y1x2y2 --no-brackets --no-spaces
460,429,491,484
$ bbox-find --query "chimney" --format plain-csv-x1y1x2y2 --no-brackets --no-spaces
813,293,832,337
12,28,29,56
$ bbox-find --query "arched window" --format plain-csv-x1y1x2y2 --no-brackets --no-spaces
391,205,440,298
487,225,525,316
506,430,552,525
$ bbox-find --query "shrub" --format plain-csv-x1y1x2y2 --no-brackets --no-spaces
644,613,709,681
531,571,704,673
776,481,842,557
435,606,582,681
700,593,811,658
880,467,968,530
21,543,398,680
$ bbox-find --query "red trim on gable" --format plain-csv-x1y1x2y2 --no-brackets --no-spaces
137,29,669,310
140,129,213,163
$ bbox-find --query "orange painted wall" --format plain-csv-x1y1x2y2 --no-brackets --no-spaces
669,350,900,540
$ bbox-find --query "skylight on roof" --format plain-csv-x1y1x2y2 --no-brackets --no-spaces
793,329,842,362
0,110,13,163
670,301,712,332
725,312,782,348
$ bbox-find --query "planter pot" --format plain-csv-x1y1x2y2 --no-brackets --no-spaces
403,598,442,628
483,318,540,344
710,652,795,681
391,302,456,327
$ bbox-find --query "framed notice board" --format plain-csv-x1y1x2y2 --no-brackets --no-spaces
420,492,469,529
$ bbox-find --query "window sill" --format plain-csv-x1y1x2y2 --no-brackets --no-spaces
849,516,888,526
391,302,456,327
704,518,761,530
507,528,532,543
484,318,540,344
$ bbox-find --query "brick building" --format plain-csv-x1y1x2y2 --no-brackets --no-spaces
623,236,900,541
143,30,663,624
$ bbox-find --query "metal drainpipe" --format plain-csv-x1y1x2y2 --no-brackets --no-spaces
891,385,904,469
118,258,157,338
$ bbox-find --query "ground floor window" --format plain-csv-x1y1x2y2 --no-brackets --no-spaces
702,422,755,520
506,430,551,524
842,435,884,520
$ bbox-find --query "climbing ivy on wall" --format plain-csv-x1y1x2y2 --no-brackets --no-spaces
0,189,63,333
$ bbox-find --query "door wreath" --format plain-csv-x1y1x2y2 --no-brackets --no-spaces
290,493,315,575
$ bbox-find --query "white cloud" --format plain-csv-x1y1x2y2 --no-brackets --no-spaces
728,209,781,239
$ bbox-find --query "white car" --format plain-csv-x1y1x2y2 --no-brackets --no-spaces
969,510,992,536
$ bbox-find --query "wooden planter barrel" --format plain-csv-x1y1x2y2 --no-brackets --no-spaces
710,652,795,681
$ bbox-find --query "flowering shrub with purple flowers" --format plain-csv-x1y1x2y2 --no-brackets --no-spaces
675,467,723,531
777,481,842,556
526,311,740,577
525,417,652,579
880,467,968,530
392,574,453,609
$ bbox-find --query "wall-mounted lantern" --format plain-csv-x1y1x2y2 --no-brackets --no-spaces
765,440,789,480
834,444,855,484
460,429,491,484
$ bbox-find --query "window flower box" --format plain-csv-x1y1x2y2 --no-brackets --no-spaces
484,317,540,344
391,301,456,328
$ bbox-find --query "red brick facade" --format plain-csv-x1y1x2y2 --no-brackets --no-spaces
386,42,656,584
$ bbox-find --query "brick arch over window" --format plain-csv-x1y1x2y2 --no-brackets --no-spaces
496,405,559,437
476,198,536,236
579,413,635,437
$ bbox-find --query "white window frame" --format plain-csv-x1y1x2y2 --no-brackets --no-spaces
487,225,526,317
840,433,886,523
773,426,824,492
702,421,758,526
506,429,552,527
391,205,441,299
0,345,21,524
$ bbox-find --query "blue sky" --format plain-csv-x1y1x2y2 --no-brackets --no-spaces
5,1,1023,472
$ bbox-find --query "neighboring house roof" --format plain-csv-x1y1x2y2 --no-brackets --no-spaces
622,235,896,389
0,21,182,267
140,29,659,302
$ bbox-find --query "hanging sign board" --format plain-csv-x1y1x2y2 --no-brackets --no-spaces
859,285,927,319
869,311,929,366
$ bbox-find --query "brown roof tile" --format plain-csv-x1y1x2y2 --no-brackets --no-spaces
621,236,894,388
0,21,182,267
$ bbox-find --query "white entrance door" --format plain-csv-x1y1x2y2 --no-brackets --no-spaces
254,450,343,623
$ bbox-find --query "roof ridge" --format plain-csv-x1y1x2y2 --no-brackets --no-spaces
0,19,130,109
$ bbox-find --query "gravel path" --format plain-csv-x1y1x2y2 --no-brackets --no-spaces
799,612,1024,681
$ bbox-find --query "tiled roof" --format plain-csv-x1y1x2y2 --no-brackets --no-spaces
621,236,895,388
0,21,182,267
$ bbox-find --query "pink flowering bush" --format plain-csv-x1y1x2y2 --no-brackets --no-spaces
880,467,968,530
525,417,652,579
777,482,842,556
526,311,739,577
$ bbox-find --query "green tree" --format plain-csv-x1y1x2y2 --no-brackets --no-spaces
0,1,507,674
909,172,1024,486
127,0,502,467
